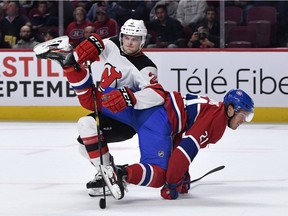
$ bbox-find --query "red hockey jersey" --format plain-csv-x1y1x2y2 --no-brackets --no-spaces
164,91,228,185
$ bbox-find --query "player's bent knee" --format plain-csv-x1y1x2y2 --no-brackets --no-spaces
77,116,98,138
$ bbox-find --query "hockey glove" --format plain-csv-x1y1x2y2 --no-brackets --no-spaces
180,171,191,194
76,33,105,64
161,182,181,200
102,87,136,113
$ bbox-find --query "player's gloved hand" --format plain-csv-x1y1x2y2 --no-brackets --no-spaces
180,171,190,194
76,33,104,64
161,182,182,200
102,87,136,113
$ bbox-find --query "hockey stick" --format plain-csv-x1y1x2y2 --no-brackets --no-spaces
190,165,225,184
86,61,106,209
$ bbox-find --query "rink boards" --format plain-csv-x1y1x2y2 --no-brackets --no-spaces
1,49,288,122
0,106,287,122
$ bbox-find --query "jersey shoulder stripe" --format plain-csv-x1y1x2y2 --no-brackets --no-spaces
109,36,157,71
126,54,157,71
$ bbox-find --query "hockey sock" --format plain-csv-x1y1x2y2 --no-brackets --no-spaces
126,163,166,188
77,116,111,167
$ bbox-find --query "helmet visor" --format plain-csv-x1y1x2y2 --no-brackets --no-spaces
237,110,254,122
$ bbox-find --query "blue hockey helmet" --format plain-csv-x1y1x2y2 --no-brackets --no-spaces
223,89,254,122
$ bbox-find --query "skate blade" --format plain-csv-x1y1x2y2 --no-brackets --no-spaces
33,36,69,55
88,188,112,197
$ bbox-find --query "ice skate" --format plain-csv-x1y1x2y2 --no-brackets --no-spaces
99,164,128,200
86,171,111,197
33,36,80,70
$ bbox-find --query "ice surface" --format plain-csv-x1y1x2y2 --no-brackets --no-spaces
0,122,287,216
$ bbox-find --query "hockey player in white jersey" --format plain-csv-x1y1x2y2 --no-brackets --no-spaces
34,19,165,197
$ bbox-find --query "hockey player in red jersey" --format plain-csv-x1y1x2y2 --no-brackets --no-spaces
33,19,165,197
97,87,254,200
159,89,254,200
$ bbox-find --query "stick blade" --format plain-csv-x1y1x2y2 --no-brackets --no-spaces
190,165,225,184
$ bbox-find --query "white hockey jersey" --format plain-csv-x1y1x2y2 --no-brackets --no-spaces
97,37,165,109
69,36,165,110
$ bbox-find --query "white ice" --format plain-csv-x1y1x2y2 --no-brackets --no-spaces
0,122,287,216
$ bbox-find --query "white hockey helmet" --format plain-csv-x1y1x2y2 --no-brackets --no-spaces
119,19,147,51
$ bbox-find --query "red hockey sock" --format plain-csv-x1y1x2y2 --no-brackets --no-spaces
126,163,166,188
82,135,108,159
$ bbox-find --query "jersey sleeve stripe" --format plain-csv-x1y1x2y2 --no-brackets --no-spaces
75,89,89,96
178,146,191,163
183,134,200,150
185,97,207,106
170,93,182,133
178,135,200,162
184,95,204,124
69,72,93,91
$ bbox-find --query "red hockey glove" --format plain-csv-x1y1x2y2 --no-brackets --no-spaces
161,182,182,200
76,33,105,64
102,87,136,113
180,171,191,194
